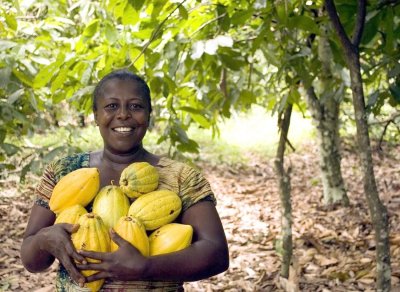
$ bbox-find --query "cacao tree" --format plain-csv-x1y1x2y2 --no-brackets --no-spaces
325,0,392,290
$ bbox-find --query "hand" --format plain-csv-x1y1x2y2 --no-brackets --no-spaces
37,223,87,285
76,229,148,283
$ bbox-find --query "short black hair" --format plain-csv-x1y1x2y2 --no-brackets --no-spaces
92,70,152,113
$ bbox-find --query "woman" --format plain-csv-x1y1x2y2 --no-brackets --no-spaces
20,70,229,291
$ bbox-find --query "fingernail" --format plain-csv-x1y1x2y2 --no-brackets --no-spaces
79,279,85,287
83,259,87,264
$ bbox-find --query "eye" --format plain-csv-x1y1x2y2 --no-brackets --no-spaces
105,103,118,110
129,103,144,111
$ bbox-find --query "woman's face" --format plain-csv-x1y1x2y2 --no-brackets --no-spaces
94,78,150,155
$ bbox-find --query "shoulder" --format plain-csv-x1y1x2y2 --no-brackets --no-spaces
48,152,90,181
155,156,199,175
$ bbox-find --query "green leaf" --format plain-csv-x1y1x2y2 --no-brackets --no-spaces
389,84,400,104
12,69,33,87
288,16,319,34
178,5,188,19
177,138,199,154
0,163,16,170
239,89,256,105
7,89,24,104
0,67,12,88
0,40,18,50
129,0,145,11
361,11,380,45
217,4,230,32
179,106,212,128
33,55,65,89
20,159,33,183
51,59,76,94
129,47,145,70
5,14,17,31
219,53,246,71
43,146,66,163
122,3,139,25
105,23,118,44
190,113,211,128
83,19,100,37
113,0,128,19
1,143,20,156
367,91,379,108
0,129,6,144
132,28,154,40
230,8,253,25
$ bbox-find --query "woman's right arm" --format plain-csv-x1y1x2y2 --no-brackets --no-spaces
20,204,86,285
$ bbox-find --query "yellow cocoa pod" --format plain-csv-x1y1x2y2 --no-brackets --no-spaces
149,223,193,256
119,162,159,198
49,168,100,214
92,185,130,229
72,213,110,292
54,204,87,225
111,215,149,256
128,190,182,231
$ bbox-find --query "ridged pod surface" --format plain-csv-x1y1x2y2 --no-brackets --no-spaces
49,168,100,214
92,185,130,229
72,213,110,292
149,223,193,256
119,162,159,198
54,204,87,225
128,190,182,230
111,215,149,256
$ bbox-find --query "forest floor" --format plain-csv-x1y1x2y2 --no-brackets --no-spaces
0,141,399,292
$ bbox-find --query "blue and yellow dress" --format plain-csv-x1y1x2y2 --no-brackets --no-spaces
34,153,216,292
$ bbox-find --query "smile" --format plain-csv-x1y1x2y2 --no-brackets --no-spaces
113,127,134,133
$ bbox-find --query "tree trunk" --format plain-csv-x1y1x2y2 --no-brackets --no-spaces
305,86,349,206
274,104,293,278
304,25,349,206
325,1,391,290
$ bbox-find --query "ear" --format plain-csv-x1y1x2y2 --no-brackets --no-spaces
94,111,98,125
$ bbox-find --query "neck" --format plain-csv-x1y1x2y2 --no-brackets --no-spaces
101,145,147,168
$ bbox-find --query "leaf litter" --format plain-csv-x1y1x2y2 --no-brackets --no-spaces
0,141,399,291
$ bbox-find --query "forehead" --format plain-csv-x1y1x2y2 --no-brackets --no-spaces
101,78,145,97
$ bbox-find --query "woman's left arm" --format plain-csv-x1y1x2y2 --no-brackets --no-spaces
77,200,229,282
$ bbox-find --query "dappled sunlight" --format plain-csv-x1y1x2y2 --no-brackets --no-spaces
217,106,315,152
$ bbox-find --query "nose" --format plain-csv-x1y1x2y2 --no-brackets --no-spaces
117,106,131,120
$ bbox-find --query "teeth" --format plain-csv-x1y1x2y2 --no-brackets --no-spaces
114,127,133,132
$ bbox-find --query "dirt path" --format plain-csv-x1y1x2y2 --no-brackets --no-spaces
1,142,399,291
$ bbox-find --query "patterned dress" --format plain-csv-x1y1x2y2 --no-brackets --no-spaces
34,152,216,292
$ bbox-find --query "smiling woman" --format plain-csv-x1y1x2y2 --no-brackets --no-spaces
20,70,229,291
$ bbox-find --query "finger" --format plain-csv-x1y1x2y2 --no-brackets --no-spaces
76,261,105,271
58,223,80,234
110,228,128,247
59,255,86,284
66,246,87,264
64,242,87,264
78,250,106,261
85,271,109,283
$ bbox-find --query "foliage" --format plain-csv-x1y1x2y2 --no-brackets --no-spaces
0,0,399,179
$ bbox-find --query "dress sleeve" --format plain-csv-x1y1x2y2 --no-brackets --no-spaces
34,161,58,209
179,165,216,212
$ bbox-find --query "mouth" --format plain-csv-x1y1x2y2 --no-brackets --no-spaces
112,127,134,133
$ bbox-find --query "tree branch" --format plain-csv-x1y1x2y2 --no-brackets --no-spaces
352,0,366,47
130,0,187,66
324,0,355,58
304,85,322,122
377,0,400,9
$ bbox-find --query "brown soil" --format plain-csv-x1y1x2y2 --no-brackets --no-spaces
1,142,399,292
